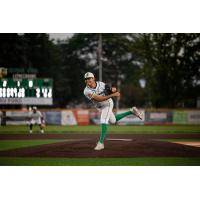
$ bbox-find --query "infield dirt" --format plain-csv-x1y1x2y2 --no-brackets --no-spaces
0,133,200,158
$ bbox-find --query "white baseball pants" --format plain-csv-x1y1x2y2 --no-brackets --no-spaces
100,100,116,124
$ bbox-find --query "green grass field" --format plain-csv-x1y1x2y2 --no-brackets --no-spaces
0,140,69,151
1,124,200,134
1,157,200,166
0,125,200,166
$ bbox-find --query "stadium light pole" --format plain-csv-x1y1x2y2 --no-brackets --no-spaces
116,74,123,113
98,33,102,81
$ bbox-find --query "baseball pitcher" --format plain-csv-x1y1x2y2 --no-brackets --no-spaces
83,72,143,150
28,106,45,134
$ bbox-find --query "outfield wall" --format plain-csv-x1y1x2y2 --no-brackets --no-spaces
0,109,200,125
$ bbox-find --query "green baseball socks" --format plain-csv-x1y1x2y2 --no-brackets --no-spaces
99,123,108,143
115,110,132,121
99,110,132,144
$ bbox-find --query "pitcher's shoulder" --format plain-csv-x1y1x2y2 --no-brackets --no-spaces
83,86,91,95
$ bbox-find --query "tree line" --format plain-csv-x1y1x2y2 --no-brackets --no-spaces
0,33,199,108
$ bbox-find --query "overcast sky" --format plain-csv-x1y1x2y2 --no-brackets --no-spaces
49,33,73,40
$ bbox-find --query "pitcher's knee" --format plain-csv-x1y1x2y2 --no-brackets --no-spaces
109,118,116,124
100,118,109,124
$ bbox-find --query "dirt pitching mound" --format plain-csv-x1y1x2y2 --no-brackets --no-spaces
1,137,200,158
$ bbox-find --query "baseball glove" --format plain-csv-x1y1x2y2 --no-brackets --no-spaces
41,122,46,128
104,84,113,95
41,121,46,128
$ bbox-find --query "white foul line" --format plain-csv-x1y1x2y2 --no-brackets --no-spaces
106,138,133,142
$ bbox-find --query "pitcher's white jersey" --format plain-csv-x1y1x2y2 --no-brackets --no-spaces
84,81,113,109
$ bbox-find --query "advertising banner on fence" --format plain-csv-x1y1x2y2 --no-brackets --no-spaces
6,111,29,125
74,110,89,125
173,111,188,124
117,109,145,125
89,110,101,125
44,111,61,125
61,111,77,125
145,111,172,124
187,111,200,124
